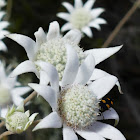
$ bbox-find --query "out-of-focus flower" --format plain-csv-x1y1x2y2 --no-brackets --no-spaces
0,61,31,118
29,46,126,140
0,0,9,51
5,103,38,134
6,21,122,93
57,0,106,37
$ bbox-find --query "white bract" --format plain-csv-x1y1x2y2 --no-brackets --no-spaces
5,103,38,134
29,46,126,140
6,21,122,93
0,61,31,118
0,0,9,51
57,0,106,37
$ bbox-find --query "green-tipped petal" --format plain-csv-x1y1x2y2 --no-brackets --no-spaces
25,110,30,117
16,102,24,112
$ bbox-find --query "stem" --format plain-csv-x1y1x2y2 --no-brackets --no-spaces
102,0,140,48
0,131,13,139
24,91,37,105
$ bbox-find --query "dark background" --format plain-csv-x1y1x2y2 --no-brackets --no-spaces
0,0,140,139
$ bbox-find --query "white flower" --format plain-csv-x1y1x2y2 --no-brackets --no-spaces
0,0,9,51
6,21,122,93
29,46,126,140
5,102,38,134
57,0,106,37
0,61,31,118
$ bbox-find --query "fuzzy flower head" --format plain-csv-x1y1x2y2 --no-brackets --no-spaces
0,61,31,118
57,0,106,37
29,46,125,140
5,103,38,134
0,0,9,51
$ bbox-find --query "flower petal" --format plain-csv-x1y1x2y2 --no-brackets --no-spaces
0,41,7,51
91,8,105,18
6,76,17,89
61,44,79,87
61,23,73,32
39,70,49,85
57,13,71,21
98,107,119,126
10,60,39,78
0,21,9,30
63,29,81,44
0,61,6,80
74,0,83,8
63,124,78,140
88,75,118,99
29,113,38,123
33,112,62,131
0,107,8,118
47,21,60,40
6,34,36,61
88,122,126,140
12,95,24,106
74,54,95,85
84,45,123,65
76,129,105,140
29,83,57,110
84,0,95,10
89,20,101,30
92,18,107,25
82,26,93,38
0,30,9,39
89,68,123,93
36,61,59,93
62,2,74,13
34,27,46,52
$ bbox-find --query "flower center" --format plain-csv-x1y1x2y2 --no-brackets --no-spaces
0,85,11,107
70,8,92,30
35,38,85,80
58,85,99,129
6,112,29,134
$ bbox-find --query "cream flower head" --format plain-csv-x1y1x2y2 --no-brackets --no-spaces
0,0,9,51
29,45,125,140
0,61,31,118
57,0,106,37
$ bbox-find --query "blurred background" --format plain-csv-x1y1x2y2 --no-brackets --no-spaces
0,0,140,139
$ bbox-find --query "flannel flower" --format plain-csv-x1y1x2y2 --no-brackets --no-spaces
0,61,31,118
6,21,122,93
57,0,106,37
0,0,9,51
5,102,38,134
29,45,126,140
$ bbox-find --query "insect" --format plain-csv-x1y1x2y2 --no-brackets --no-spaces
99,98,113,112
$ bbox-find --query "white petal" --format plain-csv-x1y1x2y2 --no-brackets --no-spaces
34,27,46,52
88,75,118,99
74,0,83,8
6,34,36,61
12,95,24,106
63,125,78,140
5,76,17,89
29,83,57,110
76,129,105,140
61,44,79,87
0,41,7,51
82,26,93,38
62,2,74,13
36,61,59,93
0,30,9,39
39,71,49,85
89,20,101,30
84,0,95,10
74,54,95,85
98,107,119,126
91,8,105,18
57,13,70,21
0,107,8,118
84,45,123,65
0,12,5,20
0,61,6,80
61,23,73,32
33,112,62,131
11,86,31,96
89,68,123,94
47,21,60,40
92,18,107,25
29,113,38,123
63,29,81,44
0,21,9,30
10,60,39,78
88,122,126,140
